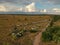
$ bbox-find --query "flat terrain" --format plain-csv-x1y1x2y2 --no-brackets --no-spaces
0,15,51,45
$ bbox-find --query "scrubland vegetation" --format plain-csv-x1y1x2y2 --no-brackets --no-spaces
1,15,60,45
42,15,60,45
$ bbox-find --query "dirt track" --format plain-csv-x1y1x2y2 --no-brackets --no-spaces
33,20,51,45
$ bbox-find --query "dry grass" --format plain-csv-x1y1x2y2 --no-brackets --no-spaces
0,15,51,45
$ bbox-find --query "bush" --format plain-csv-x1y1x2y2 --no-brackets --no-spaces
29,29,38,33
42,26,60,42
46,26,60,34
49,16,60,27
42,31,52,42
53,16,60,22
11,29,28,40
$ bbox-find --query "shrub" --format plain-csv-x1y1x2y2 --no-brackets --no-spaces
53,16,60,22
11,29,27,40
49,16,60,27
42,26,60,43
42,31,52,42
29,29,38,33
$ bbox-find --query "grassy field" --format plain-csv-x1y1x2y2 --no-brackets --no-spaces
0,14,52,45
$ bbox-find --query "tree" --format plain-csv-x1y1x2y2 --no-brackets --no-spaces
42,31,52,42
42,26,60,43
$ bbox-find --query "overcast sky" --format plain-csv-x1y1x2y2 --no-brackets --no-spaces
0,0,60,14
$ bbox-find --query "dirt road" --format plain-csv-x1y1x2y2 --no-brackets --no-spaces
33,20,51,45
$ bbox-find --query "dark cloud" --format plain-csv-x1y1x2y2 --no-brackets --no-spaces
0,0,60,6
0,0,41,3
0,0,17,2
48,0,60,5
0,0,32,6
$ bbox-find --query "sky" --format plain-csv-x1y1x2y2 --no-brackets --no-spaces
0,0,60,14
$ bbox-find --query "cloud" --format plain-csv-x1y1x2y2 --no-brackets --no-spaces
0,5,23,12
0,0,48,6
0,0,60,6
40,9,47,12
48,0,60,5
16,2,36,12
0,2,36,12
53,8,60,12
0,5,7,12
17,8,23,11
0,0,32,5
24,2,36,12
0,0,60,14
0,0,17,3
43,9,47,12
